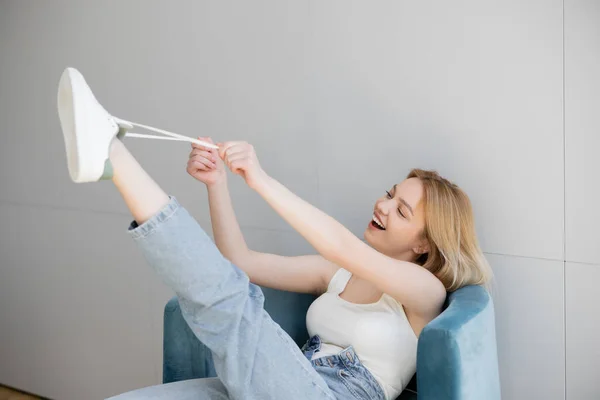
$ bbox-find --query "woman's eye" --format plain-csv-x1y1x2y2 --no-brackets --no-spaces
386,191,392,199
398,208,405,218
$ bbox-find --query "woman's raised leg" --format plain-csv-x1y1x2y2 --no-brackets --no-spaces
109,138,170,223
61,120,334,399
57,65,334,397
108,139,334,399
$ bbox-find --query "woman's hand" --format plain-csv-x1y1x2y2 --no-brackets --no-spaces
218,141,268,190
187,137,226,187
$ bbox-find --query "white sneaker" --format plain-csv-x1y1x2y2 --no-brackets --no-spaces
57,67,218,183
57,67,123,183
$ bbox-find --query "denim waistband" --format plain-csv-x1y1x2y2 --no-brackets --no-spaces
302,335,363,370
302,335,386,400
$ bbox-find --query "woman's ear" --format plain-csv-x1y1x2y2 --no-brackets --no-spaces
413,240,430,255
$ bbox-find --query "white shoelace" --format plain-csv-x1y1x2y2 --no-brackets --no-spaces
122,120,219,149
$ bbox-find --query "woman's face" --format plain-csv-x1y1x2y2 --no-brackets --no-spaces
364,177,429,261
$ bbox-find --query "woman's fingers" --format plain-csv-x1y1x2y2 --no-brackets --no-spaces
229,158,249,174
189,148,217,162
188,150,216,162
221,142,254,165
222,145,246,160
191,136,216,150
188,154,217,169
224,154,249,173
188,160,212,172
224,153,248,165
187,159,206,172
209,146,220,158
215,141,264,188
219,141,249,160
218,142,260,177
187,160,211,174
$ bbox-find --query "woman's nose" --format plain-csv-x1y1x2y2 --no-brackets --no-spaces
377,199,395,215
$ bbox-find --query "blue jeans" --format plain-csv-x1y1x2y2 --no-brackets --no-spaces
302,335,386,400
109,197,385,400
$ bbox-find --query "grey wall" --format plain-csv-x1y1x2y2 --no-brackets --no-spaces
0,1,597,399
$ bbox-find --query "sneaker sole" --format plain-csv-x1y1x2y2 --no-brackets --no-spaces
57,67,119,183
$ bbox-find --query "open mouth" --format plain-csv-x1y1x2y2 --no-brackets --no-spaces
371,214,386,230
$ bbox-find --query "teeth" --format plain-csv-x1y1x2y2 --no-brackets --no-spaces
372,214,385,229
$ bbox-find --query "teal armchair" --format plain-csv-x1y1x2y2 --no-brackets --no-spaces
162,285,501,400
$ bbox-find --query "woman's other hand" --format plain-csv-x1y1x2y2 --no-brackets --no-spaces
218,141,268,190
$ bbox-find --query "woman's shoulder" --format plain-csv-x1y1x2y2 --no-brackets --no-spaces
324,267,352,294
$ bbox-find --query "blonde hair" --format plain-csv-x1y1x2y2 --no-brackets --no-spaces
407,169,492,292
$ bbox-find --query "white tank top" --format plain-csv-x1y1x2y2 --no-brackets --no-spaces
305,268,417,400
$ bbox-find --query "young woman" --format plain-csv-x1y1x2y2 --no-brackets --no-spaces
59,96,491,400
